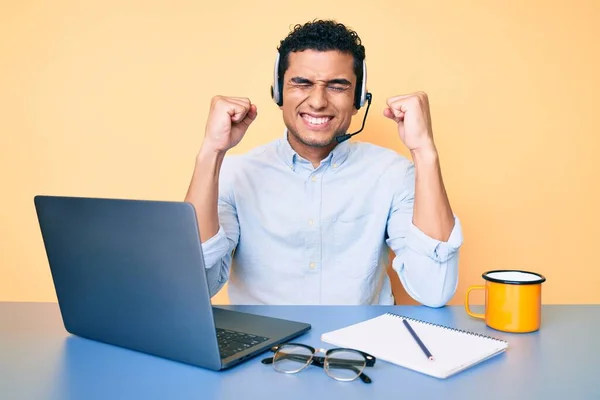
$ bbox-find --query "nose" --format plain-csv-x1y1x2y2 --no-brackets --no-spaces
307,85,328,110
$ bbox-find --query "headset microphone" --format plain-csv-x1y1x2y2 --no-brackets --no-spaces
335,92,372,144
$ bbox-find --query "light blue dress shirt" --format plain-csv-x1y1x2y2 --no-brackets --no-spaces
201,132,463,306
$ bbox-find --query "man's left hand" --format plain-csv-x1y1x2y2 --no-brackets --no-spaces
384,92,436,153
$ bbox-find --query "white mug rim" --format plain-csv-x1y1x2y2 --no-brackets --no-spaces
482,270,546,285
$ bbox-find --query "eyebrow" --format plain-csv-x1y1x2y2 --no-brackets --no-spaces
290,77,352,86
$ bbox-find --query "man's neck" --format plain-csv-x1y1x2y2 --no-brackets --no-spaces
287,134,337,169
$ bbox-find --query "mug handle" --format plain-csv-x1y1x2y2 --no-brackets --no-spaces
465,285,485,320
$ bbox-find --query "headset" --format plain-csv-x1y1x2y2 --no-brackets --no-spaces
270,52,370,110
270,52,373,143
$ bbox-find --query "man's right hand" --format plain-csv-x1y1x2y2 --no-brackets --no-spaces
202,96,258,154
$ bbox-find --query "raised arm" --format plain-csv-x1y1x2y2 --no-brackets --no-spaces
383,92,454,240
384,92,462,307
185,95,257,242
184,95,257,295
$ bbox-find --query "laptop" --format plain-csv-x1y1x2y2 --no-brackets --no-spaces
33,195,311,370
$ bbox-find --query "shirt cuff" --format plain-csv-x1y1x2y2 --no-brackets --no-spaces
201,225,230,269
406,216,463,263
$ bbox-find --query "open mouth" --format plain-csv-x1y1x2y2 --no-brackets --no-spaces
300,113,333,130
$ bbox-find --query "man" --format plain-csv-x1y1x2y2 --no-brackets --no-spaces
185,20,462,306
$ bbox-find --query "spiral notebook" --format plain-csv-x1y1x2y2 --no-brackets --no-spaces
321,313,508,379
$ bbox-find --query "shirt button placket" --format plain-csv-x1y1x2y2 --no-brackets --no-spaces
306,171,322,303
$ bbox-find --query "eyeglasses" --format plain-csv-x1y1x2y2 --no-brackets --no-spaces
261,343,376,383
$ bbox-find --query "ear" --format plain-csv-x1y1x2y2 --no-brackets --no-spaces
352,107,359,115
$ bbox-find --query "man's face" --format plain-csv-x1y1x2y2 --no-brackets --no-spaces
280,50,359,149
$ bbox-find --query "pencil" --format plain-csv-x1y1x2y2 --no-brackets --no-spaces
402,319,434,361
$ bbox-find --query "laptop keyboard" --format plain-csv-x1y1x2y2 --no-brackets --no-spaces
216,328,270,359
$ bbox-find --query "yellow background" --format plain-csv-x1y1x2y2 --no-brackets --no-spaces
1,1,598,305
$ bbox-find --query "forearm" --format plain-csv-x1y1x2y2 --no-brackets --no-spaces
411,147,455,242
184,146,226,243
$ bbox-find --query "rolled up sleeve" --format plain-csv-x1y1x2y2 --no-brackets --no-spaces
386,161,463,308
201,225,236,296
201,225,230,269
405,215,463,263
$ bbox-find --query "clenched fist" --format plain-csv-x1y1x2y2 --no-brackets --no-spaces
202,96,258,153
384,92,435,153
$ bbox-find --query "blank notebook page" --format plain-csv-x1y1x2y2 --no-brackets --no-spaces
321,313,508,379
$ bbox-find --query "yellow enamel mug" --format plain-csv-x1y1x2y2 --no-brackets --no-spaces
465,270,546,333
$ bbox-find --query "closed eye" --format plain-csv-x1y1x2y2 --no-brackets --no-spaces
290,77,352,92
327,78,352,92
291,77,312,87
329,85,349,92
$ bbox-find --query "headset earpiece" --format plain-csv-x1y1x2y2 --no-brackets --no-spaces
271,53,283,106
355,59,368,110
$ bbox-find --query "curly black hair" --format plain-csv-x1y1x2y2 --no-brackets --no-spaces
276,20,366,103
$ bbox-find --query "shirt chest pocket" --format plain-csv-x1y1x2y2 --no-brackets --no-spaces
333,211,372,246
331,211,385,278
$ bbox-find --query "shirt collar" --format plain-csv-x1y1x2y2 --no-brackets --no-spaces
276,129,352,171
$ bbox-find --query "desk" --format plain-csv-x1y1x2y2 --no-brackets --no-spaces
0,303,598,399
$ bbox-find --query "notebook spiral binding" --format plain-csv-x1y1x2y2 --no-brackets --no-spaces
385,313,508,344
